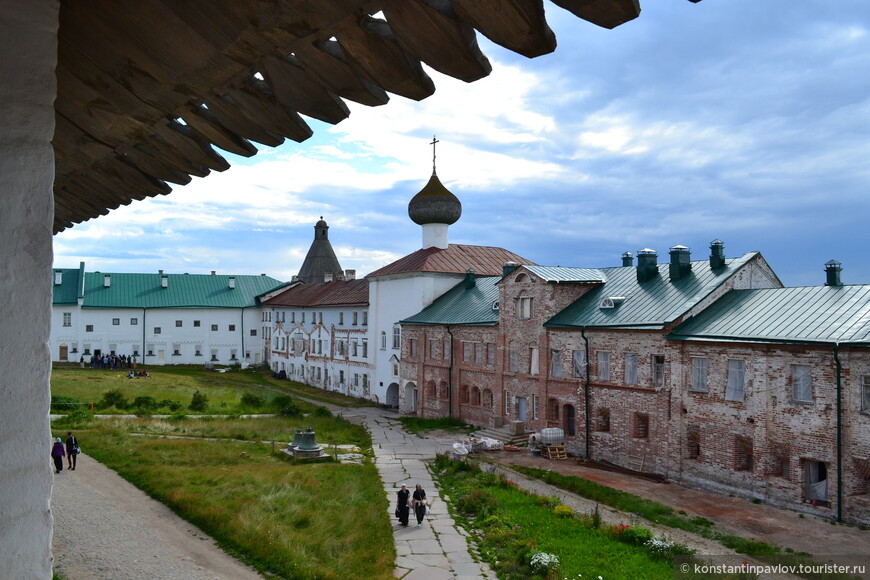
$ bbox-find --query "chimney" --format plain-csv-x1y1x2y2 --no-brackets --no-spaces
345,269,356,281
161,275,168,288
636,249,658,283
54,271,63,285
621,252,634,267
464,268,476,289
211,270,216,275
324,272,334,283
709,239,726,270
502,261,519,277
158,269,163,275
669,245,692,281
824,259,843,287
228,276,236,289
104,274,111,288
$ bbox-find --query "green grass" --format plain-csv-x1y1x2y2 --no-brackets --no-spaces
53,415,394,579
434,456,676,579
50,366,372,413
398,416,475,436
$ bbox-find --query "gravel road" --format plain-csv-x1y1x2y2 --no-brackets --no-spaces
51,453,263,580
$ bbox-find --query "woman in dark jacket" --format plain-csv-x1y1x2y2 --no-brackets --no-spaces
396,485,410,526
51,438,65,474
412,484,427,526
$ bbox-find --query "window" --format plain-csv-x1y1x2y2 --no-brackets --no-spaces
486,343,495,366
509,344,520,373
460,385,470,404
351,340,359,357
353,373,360,387
63,312,71,327
532,394,539,420
687,425,700,459
792,365,813,402
172,344,181,356
734,436,753,471
392,326,401,349
633,413,649,438
291,312,296,323
409,338,417,358
362,312,368,325
362,340,368,358
483,389,494,409
352,311,358,325
112,318,120,326
381,331,387,350
691,358,708,392
153,327,161,334
194,320,201,327
596,408,610,432
339,370,345,384
624,353,638,385
444,339,451,361
195,345,202,356
463,341,473,362
504,391,511,416
551,350,562,378
210,349,218,361
211,324,218,331
529,347,539,375
471,386,481,406
228,324,235,331
518,296,532,319
547,398,559,422
572,350,584,378
250,329,257,337
175,320,182,327
130,317,138,325
725,360,745,402
597,352,610,381
301,312,305,323
653,355,665,388
474,342,483,363
429,339,438,359
863,376,870,414
85,325,93,332
339,312,344,325
362,374,369,389
392,363,399,376
318,312,323,324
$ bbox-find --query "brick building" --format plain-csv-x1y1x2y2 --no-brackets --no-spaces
401,244,870,523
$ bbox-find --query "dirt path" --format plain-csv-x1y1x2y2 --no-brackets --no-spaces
51,453,263,580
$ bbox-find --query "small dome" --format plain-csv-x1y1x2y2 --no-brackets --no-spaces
408,172,462,225
315,216,327,228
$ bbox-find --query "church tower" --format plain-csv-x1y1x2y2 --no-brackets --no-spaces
407,137,462,249
297,217,344,284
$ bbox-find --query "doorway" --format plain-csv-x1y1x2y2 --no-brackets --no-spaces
804,460,829,505
517,396,528,422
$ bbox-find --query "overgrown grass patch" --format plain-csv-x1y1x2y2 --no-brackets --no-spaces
59,417,393,580
398,416,475,436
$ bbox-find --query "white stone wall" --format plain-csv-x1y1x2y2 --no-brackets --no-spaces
0,1,58,576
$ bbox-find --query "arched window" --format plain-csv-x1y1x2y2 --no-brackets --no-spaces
471,386,481,406
547,398,560,422
482,389,493,409
425,381,436,398
380,331,387,349
564,404,576,436
460,385,470,404
439,381,449,400
515,273,530,283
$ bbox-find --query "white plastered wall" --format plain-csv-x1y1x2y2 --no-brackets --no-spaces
0,0,59,576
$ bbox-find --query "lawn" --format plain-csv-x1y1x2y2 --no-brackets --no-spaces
52,413,394,580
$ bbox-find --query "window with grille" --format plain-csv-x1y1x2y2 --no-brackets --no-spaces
597,352,610,381
652,355,665,388
792,365,813,402
624,353,638,385
691,357,708,392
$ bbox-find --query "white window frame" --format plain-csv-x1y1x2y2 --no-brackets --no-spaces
725,359,746,402
597,351,610,382
392,326,401,349
691,357,708,392
518,296,532,320
792,364,813,402
624,353,638,385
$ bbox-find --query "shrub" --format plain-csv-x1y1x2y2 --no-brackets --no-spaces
132,396,159,410
529,551,560,574
645,537,695,559
100,389,128,410
50,395,82,412
279,401,302,417
189,390,208,412
554,504,574,518
240,392,265,408
613,524,653,547
271,395,294,409
455,488,500,518
164,400,182,412
53,409,93,426
313,406,332,418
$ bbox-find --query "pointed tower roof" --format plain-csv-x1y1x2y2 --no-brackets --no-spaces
297,217,344,285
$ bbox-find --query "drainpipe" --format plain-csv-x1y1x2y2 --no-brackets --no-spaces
581,327,591,461
446,325,454,418
833,343,843,523
240,307,245,363
142,308,146,364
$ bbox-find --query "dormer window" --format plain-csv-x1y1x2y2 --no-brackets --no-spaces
599,296,625,309
515,273,530,283
491,300,500,311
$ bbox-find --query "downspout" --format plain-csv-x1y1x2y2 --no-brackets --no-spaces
240,307,245,363
446,325,454,418
142,308,146,364
581,327,591,460
833,343,843,523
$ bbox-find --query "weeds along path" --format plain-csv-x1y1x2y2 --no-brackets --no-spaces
51,453,263,580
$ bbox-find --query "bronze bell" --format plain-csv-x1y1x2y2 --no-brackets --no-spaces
299,425,318,450
290,428,303,448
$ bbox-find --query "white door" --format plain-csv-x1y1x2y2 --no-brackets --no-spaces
517,396,528,422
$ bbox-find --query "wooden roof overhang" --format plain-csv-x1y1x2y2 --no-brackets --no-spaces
53,0,701,233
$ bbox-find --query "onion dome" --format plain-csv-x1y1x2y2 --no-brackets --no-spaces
408,171,462,226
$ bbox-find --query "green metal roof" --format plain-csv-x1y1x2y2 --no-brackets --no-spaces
544,253,758,330
55,270,284,309
520,265,606,283
400,275,500,326
669,285,870,346
51,263,85,305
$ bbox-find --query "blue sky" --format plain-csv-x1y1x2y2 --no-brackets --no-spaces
53,1,870,287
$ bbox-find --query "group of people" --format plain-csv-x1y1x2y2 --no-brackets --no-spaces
84,353,136,369
126,369,150,378
396,484,428,527
50,431,80,474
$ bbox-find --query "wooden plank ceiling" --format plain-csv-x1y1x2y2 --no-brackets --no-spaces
53,0,699,233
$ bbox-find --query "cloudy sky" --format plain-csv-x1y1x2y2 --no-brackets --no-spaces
53,1,870,287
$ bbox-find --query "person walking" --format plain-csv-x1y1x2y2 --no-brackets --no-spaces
51,437,65,474
396,484,410,527
412,484,427,526
65,431,79,470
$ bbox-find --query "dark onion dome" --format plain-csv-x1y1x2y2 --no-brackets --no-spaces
408,172,462,225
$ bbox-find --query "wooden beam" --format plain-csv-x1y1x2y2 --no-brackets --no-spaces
226,85,314,143
294,40,390,108
178,104,259,157
334,15,436,101
381,0,492,83
119,145,193,186
549,0,641,30
154,118,231,172
260,56,351,125
453,0,556,58
200,95,285,147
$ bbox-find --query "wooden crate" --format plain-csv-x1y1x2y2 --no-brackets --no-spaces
544,445,567,460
